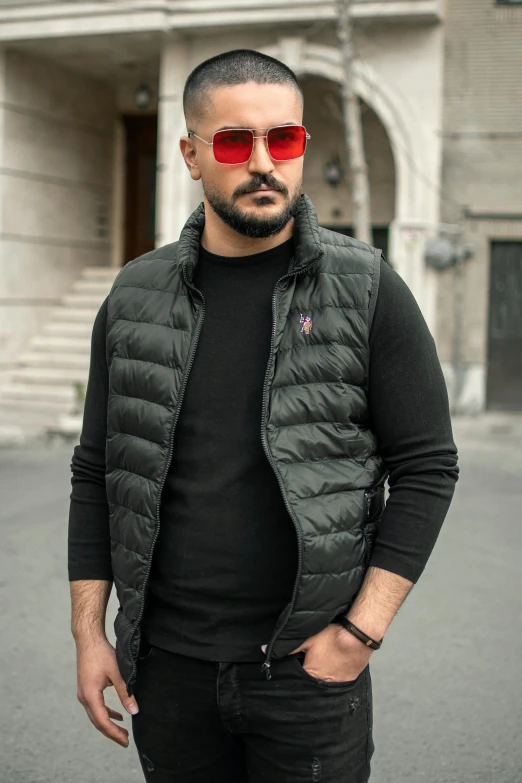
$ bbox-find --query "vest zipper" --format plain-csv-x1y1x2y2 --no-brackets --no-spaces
126,282,206,694
125,249,318,691
364,489,372,520
259,260,318,681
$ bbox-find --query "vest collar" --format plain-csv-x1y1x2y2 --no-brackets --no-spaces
177,193,325,285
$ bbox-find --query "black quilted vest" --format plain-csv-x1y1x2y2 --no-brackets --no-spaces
106,194,387,695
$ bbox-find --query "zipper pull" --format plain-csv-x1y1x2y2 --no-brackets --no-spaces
261,661,272,681
364,491,372,520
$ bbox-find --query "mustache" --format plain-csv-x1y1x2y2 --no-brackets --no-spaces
234,174,287,197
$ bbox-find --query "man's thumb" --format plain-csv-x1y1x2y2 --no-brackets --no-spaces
125,699,139,715
113,678,139,714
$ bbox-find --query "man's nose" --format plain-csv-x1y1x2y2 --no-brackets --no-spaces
247,134,274,175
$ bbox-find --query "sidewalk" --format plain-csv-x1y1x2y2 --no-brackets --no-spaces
0,413,82,448
451,412,522,441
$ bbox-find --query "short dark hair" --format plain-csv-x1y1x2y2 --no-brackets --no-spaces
183,49,303,126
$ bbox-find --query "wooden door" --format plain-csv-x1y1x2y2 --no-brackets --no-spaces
486,241,522,411
123,115,158,264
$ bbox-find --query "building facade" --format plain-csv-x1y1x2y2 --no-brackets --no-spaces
437,0,522,413
0,0,519,425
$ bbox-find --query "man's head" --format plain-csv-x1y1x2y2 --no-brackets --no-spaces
180,49,306,240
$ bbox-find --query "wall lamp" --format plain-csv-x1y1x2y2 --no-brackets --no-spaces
323,154,344,187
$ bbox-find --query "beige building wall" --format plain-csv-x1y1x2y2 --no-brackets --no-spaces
438,0,522,411
0,48,116,370
441,0,522,221
0,14,444,372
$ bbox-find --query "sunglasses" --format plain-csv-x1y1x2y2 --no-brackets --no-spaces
187,124,310,165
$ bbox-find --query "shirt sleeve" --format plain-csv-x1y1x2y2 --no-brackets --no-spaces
367,257,459,583
67,296,112,582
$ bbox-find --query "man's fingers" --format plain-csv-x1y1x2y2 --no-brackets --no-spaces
107,706,124,721
86,704,129,747
85,701,129,747
81,689,129,747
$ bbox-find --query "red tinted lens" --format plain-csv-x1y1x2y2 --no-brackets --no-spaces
213,129,253,164
267,125,307,160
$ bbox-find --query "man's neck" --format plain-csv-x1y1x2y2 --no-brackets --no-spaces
200,197,295,258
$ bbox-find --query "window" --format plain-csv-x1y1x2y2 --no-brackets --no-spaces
496,0,522,5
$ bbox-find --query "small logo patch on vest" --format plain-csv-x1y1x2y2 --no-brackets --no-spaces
299,313,313,335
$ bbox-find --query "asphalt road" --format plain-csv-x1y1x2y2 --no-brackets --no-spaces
1,418,521,783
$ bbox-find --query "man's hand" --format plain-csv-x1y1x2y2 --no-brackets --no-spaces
285,567,414,683
288,623,373,683
76,636,139,748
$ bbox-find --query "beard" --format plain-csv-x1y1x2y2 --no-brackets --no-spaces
203,173,302,239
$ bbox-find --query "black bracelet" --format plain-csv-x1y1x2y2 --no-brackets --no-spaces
335,615,383,650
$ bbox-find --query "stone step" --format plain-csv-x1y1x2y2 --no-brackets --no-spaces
42,321,94,337
62,294,107,309
11,367,88,385
82,266,120,281
0,265,117,440
53,308,99,323
0,383,75,404
0,404,62,425
30,336,91,354
19,346,91,372
0,413,59,443
0,402,74,428
69,279,114,297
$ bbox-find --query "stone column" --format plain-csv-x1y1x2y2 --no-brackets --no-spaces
387,29,444,339
389,220,439,336
387,126,442,337
110,118,125,267
155,34,199,247
0,47,6,247
0,47,8,385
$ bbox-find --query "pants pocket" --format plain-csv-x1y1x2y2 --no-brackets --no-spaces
137,639,156,662
288,652,363,689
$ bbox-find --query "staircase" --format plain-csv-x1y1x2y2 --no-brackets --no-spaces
0,266,119,443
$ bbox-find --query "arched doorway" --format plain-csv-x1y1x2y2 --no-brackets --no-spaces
259,38,441,333
299,74,395,260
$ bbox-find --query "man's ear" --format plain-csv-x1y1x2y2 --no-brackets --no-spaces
179,136,201,181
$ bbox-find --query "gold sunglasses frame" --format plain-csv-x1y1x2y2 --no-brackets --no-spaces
187,125,311,165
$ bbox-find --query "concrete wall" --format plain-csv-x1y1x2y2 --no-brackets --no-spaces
0,47,116,370
438,0,522,411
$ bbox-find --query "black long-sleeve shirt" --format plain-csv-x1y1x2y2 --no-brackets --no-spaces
68,238,458,662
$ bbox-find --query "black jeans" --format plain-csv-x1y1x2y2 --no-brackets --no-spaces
131,640,374,782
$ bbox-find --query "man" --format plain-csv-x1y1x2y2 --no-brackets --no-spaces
68,49,458,782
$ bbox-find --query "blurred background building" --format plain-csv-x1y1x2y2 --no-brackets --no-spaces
0,0,520,439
